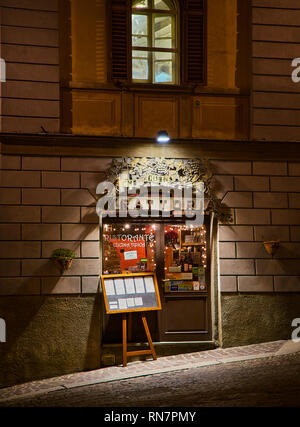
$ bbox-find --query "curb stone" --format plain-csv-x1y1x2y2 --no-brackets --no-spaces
0,339,293,404
275,340,300,356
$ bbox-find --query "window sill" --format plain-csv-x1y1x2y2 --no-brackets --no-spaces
125,84,246,96
67,81,196,93
119,82,198,94
67,81,246,96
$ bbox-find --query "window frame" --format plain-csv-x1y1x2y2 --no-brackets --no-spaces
108,0,207,88
131,0,179,85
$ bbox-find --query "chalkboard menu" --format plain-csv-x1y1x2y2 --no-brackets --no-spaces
101,273,161,314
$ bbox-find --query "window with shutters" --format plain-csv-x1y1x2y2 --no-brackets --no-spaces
132,0,178,84
108,0,206,86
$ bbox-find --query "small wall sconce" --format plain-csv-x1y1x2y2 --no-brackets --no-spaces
263,240,280,256
156,130,170,143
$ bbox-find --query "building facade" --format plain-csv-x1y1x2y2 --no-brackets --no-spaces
0,0,300,387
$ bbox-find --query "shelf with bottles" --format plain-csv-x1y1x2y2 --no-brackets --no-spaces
180,226,206,244
179,226,206,257
163,224,207,293
164,251,206,292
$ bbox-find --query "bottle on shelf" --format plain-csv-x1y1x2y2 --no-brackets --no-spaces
179,255,185,272
183,254,189,272
187,251,193,272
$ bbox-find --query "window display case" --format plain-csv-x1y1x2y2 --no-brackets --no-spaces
102,220,211,343
103,223,157,275
163,225,207,293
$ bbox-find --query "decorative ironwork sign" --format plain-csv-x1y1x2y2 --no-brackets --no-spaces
100,157,231,222
106,157,208,189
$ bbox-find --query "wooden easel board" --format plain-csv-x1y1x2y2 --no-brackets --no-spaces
101,272,162,314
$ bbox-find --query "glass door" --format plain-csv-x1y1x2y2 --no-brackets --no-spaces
158,221,211,342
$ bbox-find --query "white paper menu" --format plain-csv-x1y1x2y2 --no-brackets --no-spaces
124,250,138,260
104,279,115,296
134,277,145,293
114,278,125,295
124,277,135,294
126,298,135,307
109,301,118,310
118,298,128,309
144,276,155,293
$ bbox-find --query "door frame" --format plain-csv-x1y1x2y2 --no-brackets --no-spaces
156,217,212,342
100,216,215,344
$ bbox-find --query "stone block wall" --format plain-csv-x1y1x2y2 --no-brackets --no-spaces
0,0,60,133
1,155,299,300
251,0,300,141
212,159,300,346
212,159,300,293
0,154,110,386
0,154,113,296
1,154,300,385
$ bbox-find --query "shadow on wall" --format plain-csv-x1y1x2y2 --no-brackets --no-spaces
83,290,102,371
0,266,102,387
0,207,103,388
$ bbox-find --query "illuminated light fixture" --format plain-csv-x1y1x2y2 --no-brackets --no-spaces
156,130,170,143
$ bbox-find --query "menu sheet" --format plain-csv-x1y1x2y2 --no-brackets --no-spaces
103,275,159,312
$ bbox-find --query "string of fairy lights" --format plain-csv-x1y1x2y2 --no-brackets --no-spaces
103,224,207,271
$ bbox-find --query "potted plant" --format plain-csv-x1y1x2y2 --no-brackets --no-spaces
51,248,76,273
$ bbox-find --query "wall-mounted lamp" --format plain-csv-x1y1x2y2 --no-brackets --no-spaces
156,130,170,143
263,240,280,256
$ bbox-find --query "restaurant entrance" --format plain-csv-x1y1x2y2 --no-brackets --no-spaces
102,218,211,344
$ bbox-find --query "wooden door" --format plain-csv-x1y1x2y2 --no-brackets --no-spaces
156,220,212,342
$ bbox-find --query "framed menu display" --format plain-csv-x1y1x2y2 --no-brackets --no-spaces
101,272,161,314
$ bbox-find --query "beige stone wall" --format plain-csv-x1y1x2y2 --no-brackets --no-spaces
251,0,300,141
212,160,300,293
0,0,60,132
1,155,300,296
0,154,112,295
1,154,300,386
0,153,106,386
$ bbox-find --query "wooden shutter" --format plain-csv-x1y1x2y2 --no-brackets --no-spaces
182,0,206,84
108,0,130,81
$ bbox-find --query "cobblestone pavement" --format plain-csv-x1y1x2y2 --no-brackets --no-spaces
1,340,300,407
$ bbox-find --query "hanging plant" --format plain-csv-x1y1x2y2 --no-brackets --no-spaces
51,248,76,273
